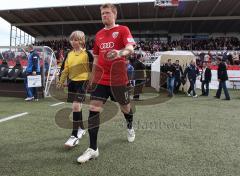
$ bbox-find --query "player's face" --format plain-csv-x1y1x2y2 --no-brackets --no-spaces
101,8,116,26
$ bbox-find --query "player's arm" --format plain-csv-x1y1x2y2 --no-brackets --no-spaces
119,44,134,57
107,44,134,59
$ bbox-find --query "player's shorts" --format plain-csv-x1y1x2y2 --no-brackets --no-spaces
90,84,131,105
67,80,88,103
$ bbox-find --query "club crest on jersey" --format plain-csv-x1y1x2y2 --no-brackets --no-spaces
112,32,119,39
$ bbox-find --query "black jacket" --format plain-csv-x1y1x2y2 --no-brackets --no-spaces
132,59,146,80
8,60,23,79
200,67,212,83
184,64,199,81
174,64,183,79
164,63,176,78
217,62,228,81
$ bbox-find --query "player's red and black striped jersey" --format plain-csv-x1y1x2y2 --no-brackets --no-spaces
93,25,135,86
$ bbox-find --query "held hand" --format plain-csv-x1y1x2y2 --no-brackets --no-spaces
106,50,119,60
32,71,36,76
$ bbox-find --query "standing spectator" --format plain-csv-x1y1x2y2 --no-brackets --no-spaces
184,60,199,98
165,59,176,97
214,58,230,100
160,61,168,89
200,62,212,96
126,59,134,86
24,44,40,101
132,56,146,100
173,60,183,93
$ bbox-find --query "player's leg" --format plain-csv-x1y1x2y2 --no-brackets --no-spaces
72,101,86,138
112,85,135,142
120,103,135,143
64,81,87,148
77,84,108,163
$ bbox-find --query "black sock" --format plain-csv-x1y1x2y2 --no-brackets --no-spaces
123,109,133,129
88,111,100,150
71,111,83,138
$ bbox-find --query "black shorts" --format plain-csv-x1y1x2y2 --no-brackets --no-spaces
67,80,88,103
90,84,131,105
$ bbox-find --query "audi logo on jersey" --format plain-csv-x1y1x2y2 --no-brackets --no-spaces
100,42,115,49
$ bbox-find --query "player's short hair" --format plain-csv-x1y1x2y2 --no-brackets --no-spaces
69,30,85,46
100,3,117,15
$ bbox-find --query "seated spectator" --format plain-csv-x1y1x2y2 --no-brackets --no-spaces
233,51,240,65
8,59,23,81
0,59,9,80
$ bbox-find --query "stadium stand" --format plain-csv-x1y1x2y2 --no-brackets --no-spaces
34,38,240,67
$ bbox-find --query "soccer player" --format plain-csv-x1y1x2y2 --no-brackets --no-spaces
57,31,93,148
77,3,136,163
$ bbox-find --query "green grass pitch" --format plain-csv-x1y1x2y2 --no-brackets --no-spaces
0,90,240,176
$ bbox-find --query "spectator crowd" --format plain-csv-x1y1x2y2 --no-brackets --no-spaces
34,37,240,66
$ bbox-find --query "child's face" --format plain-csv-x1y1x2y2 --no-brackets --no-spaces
70,38,81,50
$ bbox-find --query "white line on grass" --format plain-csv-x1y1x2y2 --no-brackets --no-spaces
0,112,29,123
50,102,65,107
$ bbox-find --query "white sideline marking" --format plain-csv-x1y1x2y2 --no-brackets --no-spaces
0,112,29,123
50,102,65,107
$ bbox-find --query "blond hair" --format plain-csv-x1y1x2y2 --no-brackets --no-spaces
100,3,117,15
69,30,85,47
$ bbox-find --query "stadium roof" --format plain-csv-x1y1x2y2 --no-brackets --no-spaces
0,0,240,37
